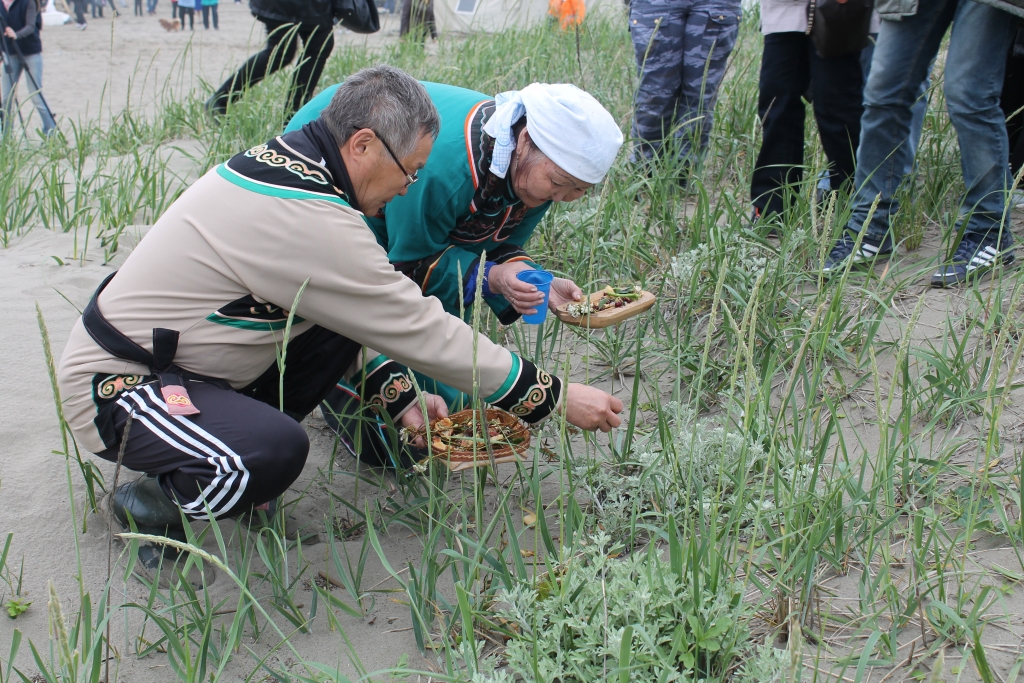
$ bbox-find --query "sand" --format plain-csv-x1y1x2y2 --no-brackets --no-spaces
8,2,403,126
4,8,1024,679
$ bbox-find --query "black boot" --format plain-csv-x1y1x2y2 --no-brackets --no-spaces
106,475,215,589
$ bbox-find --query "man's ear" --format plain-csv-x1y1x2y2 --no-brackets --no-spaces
346,129,377,162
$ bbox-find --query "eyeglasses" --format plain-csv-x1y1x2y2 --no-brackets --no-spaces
352,126,418,187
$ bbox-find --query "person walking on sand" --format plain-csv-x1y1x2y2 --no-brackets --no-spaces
206,0,335,118
0,0,56,136
200,0,216,27
57,66,623,588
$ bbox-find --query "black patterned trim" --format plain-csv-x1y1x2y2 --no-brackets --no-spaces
486,357,561,424
355,357,417,421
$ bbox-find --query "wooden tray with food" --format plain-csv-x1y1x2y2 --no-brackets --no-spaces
411,408,531,472
554,285,657,329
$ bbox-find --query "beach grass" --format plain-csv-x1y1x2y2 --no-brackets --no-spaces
4,8,1024,682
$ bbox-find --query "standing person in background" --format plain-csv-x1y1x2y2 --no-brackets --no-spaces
207,0,334,118
629,0,741,185
399,0,435,39
750,0,869,225
133,0,142,15
822,0,1021,286
1003,28,1024,208
146,0,157,14
71,0,87,26
177,0,194,28
0,0,56,137
200,0,217,28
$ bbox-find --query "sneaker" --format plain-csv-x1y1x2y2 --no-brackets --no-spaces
930,235,1015,288
76,21,87,28
822,231,894,275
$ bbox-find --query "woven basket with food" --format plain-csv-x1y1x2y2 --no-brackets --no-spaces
409,408,531,471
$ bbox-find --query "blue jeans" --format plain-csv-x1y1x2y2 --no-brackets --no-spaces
0,52,56,136
848,0,1016,247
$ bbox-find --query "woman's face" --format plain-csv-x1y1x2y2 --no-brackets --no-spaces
511,130,592,208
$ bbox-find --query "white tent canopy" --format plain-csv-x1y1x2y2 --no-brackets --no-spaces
432,0,622,33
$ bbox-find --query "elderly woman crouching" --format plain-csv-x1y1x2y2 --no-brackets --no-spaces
286,80,624,466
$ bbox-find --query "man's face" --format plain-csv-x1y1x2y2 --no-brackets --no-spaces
361,133,433,214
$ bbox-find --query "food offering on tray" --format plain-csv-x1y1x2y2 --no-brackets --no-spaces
409,408,531,471
555,284,657,329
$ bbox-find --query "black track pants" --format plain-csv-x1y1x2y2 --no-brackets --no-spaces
96,326,360,519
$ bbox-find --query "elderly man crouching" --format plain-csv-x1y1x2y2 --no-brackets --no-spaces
57,66,622,587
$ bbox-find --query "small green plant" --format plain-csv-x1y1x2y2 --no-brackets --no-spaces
491,531,752,682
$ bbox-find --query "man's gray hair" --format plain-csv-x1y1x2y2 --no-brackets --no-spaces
322,66,441,158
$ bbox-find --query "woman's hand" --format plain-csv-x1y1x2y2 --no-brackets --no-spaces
562,383,623,432
3,27,15,39
487,261,545,315
546,278,582,311
399,393,449,447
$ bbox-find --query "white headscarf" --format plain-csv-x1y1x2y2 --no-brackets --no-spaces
482,83,623,185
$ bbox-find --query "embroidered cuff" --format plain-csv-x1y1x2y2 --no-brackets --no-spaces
484,354,562,424
354,356,417,422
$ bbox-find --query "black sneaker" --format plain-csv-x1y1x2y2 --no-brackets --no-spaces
930,235,1015,288
822,231,894,275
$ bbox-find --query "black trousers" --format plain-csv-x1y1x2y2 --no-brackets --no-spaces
71,0,87,22
178,5,194,28
201,3,217,28
209,18,334,117
96,326,363,520
751,32,865,216
1002,31,1024,178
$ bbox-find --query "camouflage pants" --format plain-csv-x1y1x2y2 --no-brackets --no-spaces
630,0,741,164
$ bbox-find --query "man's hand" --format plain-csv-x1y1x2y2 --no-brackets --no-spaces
399,393,449,447
562,383,623,432
547,277,582,311
3,27,15,39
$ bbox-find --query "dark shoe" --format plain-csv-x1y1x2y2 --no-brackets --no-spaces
749,206,779,239
105,475,215,589
822,231,894,276
930,235,1016,288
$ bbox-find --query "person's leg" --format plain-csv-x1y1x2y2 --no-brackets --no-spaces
930,0,1017,285
201,4,209,27
211,3,217,28
809,43,864,193
99,382,310,522
1001,33,1024,179
73,0,88,22
21,54,55,136
171,0,176,18
751,32,810,218
671,0,740,165
0,55,20,135
629,0,689,167
289,23,334,115
823,0,956,273
208,18,297,114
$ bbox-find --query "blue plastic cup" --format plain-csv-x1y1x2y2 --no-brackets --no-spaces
516,269,554,324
